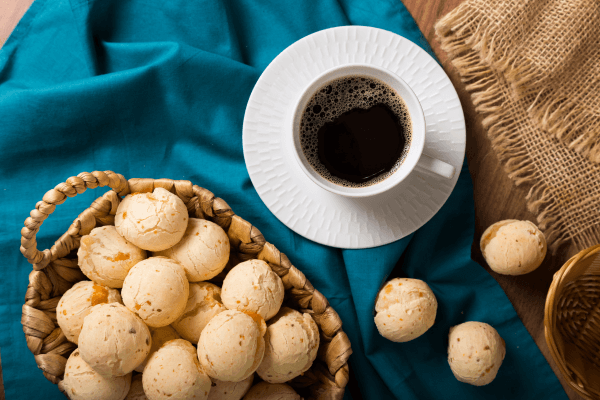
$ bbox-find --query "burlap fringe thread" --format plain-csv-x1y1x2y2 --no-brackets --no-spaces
435,4,600,252
435,2,600,163
21,171,352,400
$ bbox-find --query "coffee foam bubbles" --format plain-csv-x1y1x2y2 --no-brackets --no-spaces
299,76,412,188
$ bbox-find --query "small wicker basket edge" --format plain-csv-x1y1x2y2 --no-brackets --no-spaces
545,243,600,400
20,171,352,399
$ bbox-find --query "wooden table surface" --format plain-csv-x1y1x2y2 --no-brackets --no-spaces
401,1,581,399
0,0,581,399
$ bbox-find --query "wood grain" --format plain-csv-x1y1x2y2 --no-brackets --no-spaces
401,0,581,398
0,0,582,398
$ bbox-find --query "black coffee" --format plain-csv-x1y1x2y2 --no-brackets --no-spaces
299,76,412,187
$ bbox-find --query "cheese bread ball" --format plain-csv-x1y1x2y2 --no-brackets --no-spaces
221,260,284,321
62,349,131,400
172,282,227,343
143,339,212,400
78,225,147,288
135,325,181,373
448,321,506,386
198,310,266,382
374,278,437,343
57,281,122,345
243,383,301,400
257,307,319,383
122,257,189,328
125,375,147,400
208,375,254,400
79,303,152,377
115,188,188,252
480,220,547,275
154,218,230,282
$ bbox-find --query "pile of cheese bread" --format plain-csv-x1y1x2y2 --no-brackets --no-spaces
57,188,312,400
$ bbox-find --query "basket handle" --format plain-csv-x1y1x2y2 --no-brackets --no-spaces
20,171,130,271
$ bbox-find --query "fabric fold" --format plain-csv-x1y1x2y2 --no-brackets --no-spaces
0,0,567,399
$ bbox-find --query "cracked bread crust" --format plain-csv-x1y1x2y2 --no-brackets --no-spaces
57,281,123,345
78,303,151,377
171,282,227,343
134,325,181,373
63,348,131,400
374,278,438,343
115,187,188,252
448,322,505,386
121,257,189,328
257,307,319,384
221,260,284,321
154,218,230,282
480,220,546,275
78,225,147,288
142,339,212,400
197,310,265,382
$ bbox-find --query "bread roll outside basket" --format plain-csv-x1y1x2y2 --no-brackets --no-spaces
20,171,352,399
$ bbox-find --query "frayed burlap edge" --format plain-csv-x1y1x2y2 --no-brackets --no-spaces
434,2,600,164
434,3,600,252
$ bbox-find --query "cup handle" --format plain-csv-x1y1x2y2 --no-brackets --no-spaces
415,154,455,179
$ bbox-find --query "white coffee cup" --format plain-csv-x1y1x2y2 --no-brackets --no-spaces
288,64,455,198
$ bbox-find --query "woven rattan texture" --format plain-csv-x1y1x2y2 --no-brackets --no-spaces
435,0,600,252
20,171,352,400
556,276,600,369
545,245,600,400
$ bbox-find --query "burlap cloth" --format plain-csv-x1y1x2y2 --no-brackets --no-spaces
435,0,600,252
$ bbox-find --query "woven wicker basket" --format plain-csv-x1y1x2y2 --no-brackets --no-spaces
545,244,600,400
20,171,352,399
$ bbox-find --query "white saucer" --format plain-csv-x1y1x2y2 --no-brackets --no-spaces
243,26,466,249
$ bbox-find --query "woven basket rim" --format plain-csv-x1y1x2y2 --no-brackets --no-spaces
545,243,600,400
20,171,352,400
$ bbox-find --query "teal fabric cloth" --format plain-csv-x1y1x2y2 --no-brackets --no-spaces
0,0,567,399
